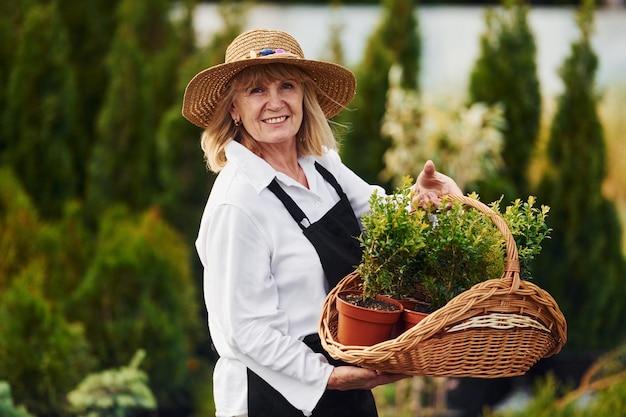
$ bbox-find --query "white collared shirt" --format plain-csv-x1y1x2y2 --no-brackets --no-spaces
196,141,382,416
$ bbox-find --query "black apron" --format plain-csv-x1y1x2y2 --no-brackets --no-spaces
247,162,377,417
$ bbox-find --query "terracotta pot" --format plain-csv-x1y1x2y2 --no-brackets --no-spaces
336,290,403,346
401,308,429,332
392,299,431,334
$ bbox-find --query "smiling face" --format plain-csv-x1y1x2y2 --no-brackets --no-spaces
230,66,304,148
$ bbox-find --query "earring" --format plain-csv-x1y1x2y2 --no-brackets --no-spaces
233,119,241,127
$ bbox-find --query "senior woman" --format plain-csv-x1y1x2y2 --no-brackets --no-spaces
182,29,462,417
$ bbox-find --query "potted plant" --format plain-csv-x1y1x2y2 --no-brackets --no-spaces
335,176,424,345
357,176,430,301
412,194,506,312
337,177,552,341
401,192,551,330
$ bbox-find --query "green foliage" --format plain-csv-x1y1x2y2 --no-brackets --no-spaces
0,2,35,128
535,0,626,351
35,202,96,312
358,177,430,299
156,0,244,239
417,195,505,309
483,371,626,417
1,2,81,218
0,382,36,417
69,205,201,407
67,350,156,417
340,0,421,187
0,167,40,292
54,0,121,162
469,0,541,200
358,184,551,311
86,0,177,215
0,167,202,414
0,168,97,417
0,1,244,413
490,196,552,280
0,266,95,417
0,0,230,414
0,165,94,312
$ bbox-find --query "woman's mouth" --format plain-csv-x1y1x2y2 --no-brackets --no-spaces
263,116,288,124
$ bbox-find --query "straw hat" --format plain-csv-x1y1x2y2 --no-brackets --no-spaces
182,29,357,128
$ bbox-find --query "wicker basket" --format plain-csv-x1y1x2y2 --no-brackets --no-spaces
319,194,567,378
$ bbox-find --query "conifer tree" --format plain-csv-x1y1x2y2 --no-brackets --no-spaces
340,0,421,187
157,0,244,241
1,3,80,218
0,2,35,146
86,0,195,216
468,0,540,200
535,0,626,350
54,0,122,195
0,266,95,417
69,205,201,409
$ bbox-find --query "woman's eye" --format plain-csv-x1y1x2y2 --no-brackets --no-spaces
249,87,264,94
281,82,295,89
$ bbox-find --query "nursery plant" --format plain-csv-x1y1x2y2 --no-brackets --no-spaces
415,195,505,310
355,178,552,313
357,176,430,302
490,195,552,280
326,181,560,366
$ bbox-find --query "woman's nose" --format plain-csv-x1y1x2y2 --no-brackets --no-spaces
266,87,284,108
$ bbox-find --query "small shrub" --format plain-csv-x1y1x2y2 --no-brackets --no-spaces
67,350,156,417
0,382,36,417
417,194,505,309
358,176,429,300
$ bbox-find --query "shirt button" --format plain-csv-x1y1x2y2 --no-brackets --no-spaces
315,200,321,207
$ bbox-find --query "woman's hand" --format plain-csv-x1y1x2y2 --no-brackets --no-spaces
327,366,409,391
411,160,462,210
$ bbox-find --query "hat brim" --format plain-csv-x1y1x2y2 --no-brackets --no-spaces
182,54,356,128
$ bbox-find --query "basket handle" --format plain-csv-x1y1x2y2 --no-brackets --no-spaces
443,194,521,293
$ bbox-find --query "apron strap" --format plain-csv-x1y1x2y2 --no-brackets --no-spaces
313,162,346,200
267,179,310,229
266,162,345,230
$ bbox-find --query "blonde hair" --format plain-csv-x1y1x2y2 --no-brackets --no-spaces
200,64,340,173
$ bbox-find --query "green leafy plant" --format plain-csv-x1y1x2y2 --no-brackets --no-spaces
358,176,429,300
417,194,505,310
0,382,36,417
67,349,156,417
490,195,552,280
357,182,552,312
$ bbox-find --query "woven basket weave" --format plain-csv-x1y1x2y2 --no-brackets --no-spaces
319,194,567,378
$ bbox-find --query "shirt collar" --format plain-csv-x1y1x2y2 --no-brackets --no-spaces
224,141,317,194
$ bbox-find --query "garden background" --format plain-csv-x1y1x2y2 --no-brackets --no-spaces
1,0,625,416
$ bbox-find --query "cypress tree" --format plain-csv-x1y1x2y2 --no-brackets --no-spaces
1,2,80,218
54,0,122,196
468,0,540,201
86,0,195,216
535,0,626,351
0,1,36,150
157,0,244,242
340,0,421,187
